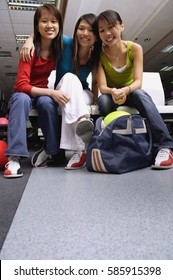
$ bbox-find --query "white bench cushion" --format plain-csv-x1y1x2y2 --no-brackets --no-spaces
29,72,173,120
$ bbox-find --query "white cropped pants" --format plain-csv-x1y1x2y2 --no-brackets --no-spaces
56,73,92,151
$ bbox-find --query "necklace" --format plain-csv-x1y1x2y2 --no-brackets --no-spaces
108,49,124,66
115,51,122,63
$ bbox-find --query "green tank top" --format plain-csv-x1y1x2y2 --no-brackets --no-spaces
100,41,134,88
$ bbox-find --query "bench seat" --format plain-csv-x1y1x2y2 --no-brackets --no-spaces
29,72,173,122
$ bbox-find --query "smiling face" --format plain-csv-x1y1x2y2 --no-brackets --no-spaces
37,7,59,41
76,19,96,48
98,19,124,46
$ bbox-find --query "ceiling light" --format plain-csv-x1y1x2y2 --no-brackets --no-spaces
144,38,151,42
160,66,173,72
160,44,173,53
7,0,56,11
16,35,30,44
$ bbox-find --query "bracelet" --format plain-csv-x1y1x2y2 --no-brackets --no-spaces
127,86,131,94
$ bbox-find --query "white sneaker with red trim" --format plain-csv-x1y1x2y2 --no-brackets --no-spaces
152,148,173,169
65,151,86,170
4,156,23,178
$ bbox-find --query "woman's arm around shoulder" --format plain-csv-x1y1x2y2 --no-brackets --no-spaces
20,33,35,62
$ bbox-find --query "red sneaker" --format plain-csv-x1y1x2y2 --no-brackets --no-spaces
152,148,173,169
65,151,86,170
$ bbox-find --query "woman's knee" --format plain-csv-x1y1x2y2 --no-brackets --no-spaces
98,94,114,116
62,73,82,88
63,73,76,80
36,96,57,114
132,89,153,104
10,92,31,109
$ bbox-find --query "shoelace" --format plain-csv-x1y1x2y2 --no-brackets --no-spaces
69,151,85,164
5,159,19,169
71,152,81,161
158,149,171,160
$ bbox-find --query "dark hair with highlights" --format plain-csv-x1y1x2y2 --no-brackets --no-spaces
97,9,123,26
33,3,63,62
97,10,123,41
72,13,101,74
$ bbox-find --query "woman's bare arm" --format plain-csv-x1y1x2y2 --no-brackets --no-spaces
20,33,35,62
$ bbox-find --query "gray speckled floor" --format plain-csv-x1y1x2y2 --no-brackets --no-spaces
0,166,173,260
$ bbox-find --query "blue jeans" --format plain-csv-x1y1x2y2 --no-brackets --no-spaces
98,89,173,152
5,92,61,157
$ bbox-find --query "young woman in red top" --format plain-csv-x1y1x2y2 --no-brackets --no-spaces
15,13,101,170
4,4,66,178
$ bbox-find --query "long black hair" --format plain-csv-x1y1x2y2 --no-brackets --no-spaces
97,9,123,25
33,3,63,62
72,13,101,74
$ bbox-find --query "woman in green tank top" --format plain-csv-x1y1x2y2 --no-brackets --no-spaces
96,9,173,170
